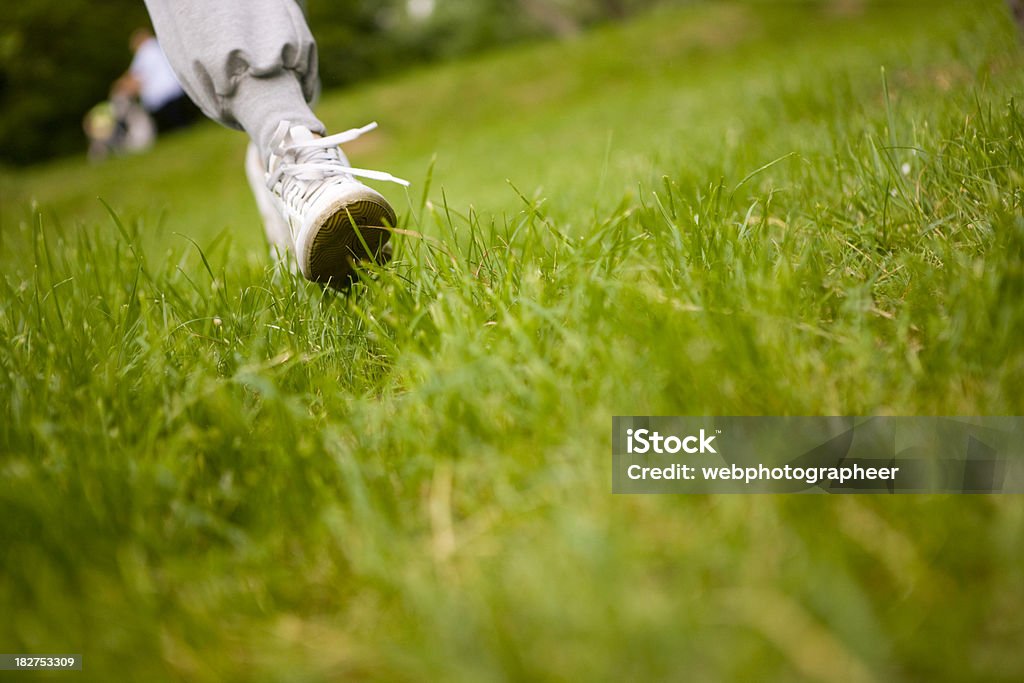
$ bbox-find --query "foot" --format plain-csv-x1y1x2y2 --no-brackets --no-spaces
249,121,408,289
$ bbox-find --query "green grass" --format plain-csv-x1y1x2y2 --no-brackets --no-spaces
2,1,1024,680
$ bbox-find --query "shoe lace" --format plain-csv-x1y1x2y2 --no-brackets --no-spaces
267,122,409,218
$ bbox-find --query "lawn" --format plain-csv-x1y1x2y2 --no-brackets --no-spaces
2,1,1023,681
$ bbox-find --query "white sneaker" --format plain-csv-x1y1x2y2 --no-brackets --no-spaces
245,141,292,254
250,121,409,288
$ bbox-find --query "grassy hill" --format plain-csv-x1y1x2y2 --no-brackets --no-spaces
2,1,1023,681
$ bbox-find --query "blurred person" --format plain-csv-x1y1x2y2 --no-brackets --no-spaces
141,1,409,289
113,28,199,135
83,95,155,162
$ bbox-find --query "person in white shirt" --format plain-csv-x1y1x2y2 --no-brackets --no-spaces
113,28,198,134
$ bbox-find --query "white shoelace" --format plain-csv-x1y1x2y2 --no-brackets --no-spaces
266,122,410,221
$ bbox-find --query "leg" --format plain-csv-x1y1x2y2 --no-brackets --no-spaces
142,0,324,159
142,0,407,289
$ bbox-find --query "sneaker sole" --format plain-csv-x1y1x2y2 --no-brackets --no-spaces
306,193,396,289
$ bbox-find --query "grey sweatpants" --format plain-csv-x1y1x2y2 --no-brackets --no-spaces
142,0,325,158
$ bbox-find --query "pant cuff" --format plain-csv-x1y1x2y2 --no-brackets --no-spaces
231,72,324,161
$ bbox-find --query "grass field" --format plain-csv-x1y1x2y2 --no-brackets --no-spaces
2,1,1024,680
